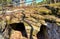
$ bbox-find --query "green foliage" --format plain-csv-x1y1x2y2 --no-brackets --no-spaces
0,0,2,4
0,0,12,4
37,0,48,5
37,0,60,4
37,1,43,5
7,0,12,3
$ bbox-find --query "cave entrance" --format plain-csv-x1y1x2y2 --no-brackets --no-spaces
9,22,28,38
37,25,48,39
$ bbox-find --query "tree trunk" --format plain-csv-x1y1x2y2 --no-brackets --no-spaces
54,0,56,3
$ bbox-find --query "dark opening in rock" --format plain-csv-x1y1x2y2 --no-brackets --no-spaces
9,22,28,38
37,25,47,39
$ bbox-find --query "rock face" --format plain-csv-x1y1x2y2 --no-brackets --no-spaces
45,22,60,39
10,31,22,39
37,22,60,39
0,34,4,39
0,3,60,39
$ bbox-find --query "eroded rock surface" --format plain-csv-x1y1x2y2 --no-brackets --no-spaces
0,3,60,39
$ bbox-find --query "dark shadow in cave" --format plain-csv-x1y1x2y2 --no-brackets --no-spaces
9,22,28,38
37,25,47,39
45,19,56,23
44,5,60,18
